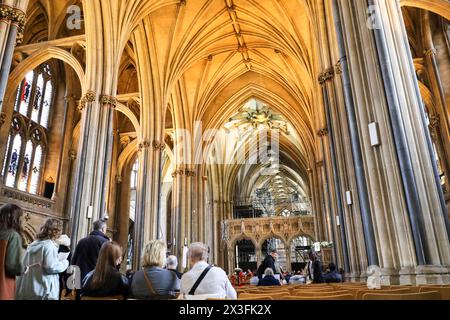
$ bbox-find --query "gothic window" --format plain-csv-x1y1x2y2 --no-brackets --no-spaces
129,159,139,222
2,64,54,195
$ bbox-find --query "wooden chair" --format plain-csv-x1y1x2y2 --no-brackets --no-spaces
238,295,273,300
291,290,350,297
420,286,450,300
282,294,354,300
60,289,76,300
363,291,441,300
355,288,412,300
239,292,287,300
80,295,125,300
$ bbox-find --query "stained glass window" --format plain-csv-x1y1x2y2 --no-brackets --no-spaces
2,63,54,195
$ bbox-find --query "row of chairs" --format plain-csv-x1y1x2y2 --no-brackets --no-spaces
236,283,450,300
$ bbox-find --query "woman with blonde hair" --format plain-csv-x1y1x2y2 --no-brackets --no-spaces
16,218,69,300
81,241,128,298
131,240,179,300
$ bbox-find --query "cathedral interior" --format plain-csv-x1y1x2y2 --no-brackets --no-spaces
0,0,449,285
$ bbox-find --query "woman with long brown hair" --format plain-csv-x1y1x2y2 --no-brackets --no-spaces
81,241,129,298
0,204,25,300
16,218,69,300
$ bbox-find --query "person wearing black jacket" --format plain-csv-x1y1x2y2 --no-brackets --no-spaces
72,220,110,283
257,248,278,279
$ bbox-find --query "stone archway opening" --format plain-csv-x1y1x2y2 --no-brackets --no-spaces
261,236,287,272
289,236,312,273
235,239,256,273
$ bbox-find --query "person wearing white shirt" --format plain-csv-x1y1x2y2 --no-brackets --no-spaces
180,242,237,300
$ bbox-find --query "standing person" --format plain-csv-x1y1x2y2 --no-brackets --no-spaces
180,242,236,300
257,248,277,279
131,240,180,300
166,255,183,280
312,252,324,284
0,204,25,300
72,219,110,282
16,218,69,300
56,234,72,298
81,242,128,298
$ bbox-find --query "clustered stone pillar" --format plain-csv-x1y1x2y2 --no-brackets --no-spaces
132,139,164,268
327,0,450,284
0,1,27,113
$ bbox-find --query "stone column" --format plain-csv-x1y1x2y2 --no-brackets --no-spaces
332,0,379,267
0,2,26,113
132,140,163,268
368,0,450,282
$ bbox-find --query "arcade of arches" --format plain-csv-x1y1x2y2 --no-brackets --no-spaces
0,0,449,285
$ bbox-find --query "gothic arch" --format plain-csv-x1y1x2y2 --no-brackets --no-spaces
400,0,450,21
6,47,86,97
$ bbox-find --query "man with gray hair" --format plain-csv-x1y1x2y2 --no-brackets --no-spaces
72,219,110,282
166,255,183,279
180,242,237,300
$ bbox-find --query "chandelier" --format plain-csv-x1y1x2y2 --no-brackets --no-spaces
225,101,290,135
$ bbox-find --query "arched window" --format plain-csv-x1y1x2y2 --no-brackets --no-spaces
2,64,54,195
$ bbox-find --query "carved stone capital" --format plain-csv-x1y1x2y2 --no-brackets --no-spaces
100,94,118,108
428,114,440,142
317,128,328,137
0,112,6,127
179,0,186,6
152,140,166,151
335,61,343,75
318,68,335,85
424,48,437,58
116,175,122,184
138,140,151,151
0,6,26,43
78,90,97,112
69,150,77,161
171,167,196,177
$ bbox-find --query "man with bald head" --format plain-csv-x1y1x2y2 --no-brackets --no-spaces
180,242,236,300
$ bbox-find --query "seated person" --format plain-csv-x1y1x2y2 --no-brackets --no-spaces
131,240,180,300
81,242,129,298
249,275,259,286
257,268,281,286
289,274,306,285
324,263,343,283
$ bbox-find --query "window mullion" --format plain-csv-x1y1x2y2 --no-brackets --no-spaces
37,78,47,124
2,134,13,183
27,74,38,119
26,145,36,193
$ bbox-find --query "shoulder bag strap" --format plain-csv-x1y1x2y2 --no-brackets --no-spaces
142,270,158,296
189,265,212,295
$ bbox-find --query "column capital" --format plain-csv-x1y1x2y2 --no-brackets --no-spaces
335,61,343,75
318,68,335,85
138,140,151,151
115,175,122,184
64,95,77,103
78,90,97,112
424,48,437,58
0,112,6,127
152,140,166,151
172,167,196,177
0,5,26,43
69,150,77,161
100,94,118,108
317,127,328,137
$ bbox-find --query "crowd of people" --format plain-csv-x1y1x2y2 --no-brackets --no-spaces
231,249,344,287
1,203,341,300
